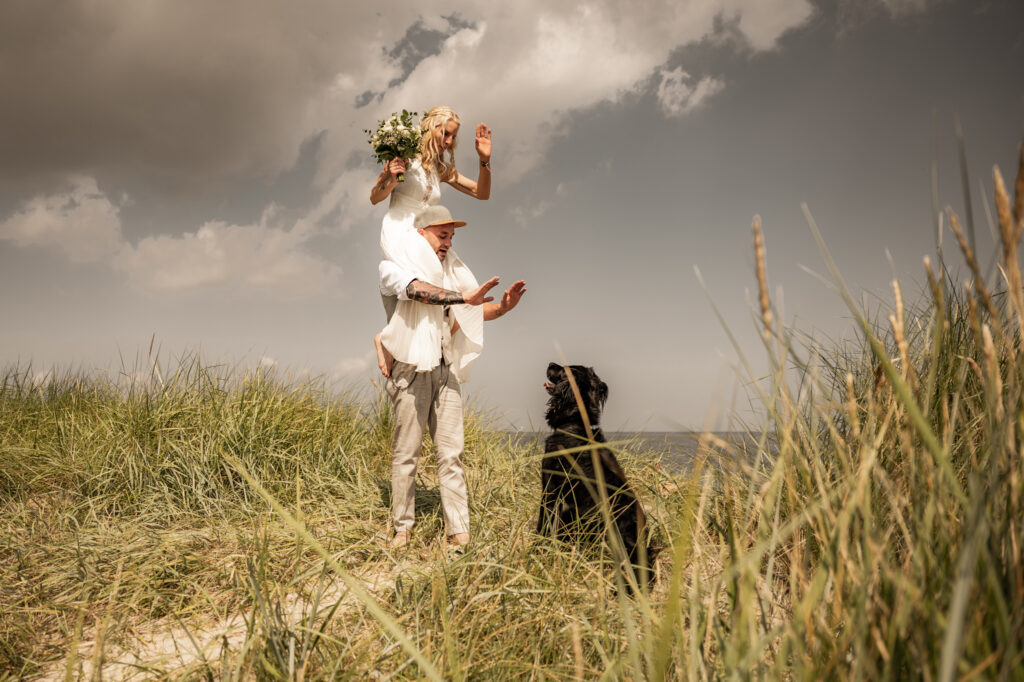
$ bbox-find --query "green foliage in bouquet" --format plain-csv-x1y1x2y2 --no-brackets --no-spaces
366,110,422,182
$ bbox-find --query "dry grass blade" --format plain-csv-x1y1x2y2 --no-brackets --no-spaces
5,140,1024,680
803,203,956,501
753,215,773,343
1014,143,1024,229
948,208,999,323
994,166,1024,327
224,455,444,682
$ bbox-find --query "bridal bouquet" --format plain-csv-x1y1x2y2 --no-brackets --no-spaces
365,110,422,182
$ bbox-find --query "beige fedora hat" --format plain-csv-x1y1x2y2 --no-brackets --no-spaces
414,205,467,230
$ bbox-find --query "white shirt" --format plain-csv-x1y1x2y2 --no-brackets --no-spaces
378,229,484,381
380,259,415,300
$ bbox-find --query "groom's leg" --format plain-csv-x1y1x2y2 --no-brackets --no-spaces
389,361,430,533
429,363,469,536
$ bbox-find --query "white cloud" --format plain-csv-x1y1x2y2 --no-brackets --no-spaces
877,0,941,16
115,216,342,295
733,0,819,49
0,1,816,195
2,0,817,200
0,175,343,295
510,201,555,229
0,0,815,291
311,0,815,191
295,168,379,238
0,176,122,262
332,353,373,378
510,182,567,228
835,0,947,28
657,68,726,118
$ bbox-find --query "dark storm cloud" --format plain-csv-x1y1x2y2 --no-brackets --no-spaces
356,15,478,108
0,0,362,187
385,15,476,88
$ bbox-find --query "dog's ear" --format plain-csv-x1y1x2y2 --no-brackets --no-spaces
566,366,589,400
585,367,608,410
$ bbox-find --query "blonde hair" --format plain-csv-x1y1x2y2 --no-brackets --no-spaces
419,105,460,183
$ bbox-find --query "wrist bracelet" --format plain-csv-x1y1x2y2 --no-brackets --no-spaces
480,159,490,168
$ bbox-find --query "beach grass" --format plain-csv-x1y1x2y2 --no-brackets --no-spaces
2,143,1024,679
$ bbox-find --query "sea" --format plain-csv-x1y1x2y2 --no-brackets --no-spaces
500,431,761,473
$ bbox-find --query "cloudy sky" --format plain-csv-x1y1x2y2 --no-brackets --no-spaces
1,0,1022,430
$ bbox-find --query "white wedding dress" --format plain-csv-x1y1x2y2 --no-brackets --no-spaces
379,158,441,267
377,158,484,382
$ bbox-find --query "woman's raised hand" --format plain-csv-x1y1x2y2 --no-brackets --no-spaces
475,123,492,162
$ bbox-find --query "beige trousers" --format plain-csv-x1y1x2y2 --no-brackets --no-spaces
386,360,469,534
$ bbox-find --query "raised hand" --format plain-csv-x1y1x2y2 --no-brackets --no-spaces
497,280,526,315
475,123,492,162
464,276,500,306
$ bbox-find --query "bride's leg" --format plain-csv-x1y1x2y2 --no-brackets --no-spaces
377,292,398,378
375,333,395,378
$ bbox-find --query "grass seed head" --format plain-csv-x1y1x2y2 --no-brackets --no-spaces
753,215,773,342
1012,143,1024,228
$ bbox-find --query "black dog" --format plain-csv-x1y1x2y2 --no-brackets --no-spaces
537,362,655,589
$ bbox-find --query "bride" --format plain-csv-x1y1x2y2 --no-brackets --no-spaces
369,105,493,376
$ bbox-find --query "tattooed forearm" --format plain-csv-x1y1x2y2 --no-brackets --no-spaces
405,280,465,305
370,174,393,204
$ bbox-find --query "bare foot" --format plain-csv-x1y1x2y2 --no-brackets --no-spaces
447,532,470,546
390,531,410,549
374,333,394,378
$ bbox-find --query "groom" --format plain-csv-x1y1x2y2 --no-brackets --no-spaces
377,205,526,548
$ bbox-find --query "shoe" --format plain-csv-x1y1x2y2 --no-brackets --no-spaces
446,532,470,547
390,531,411,549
